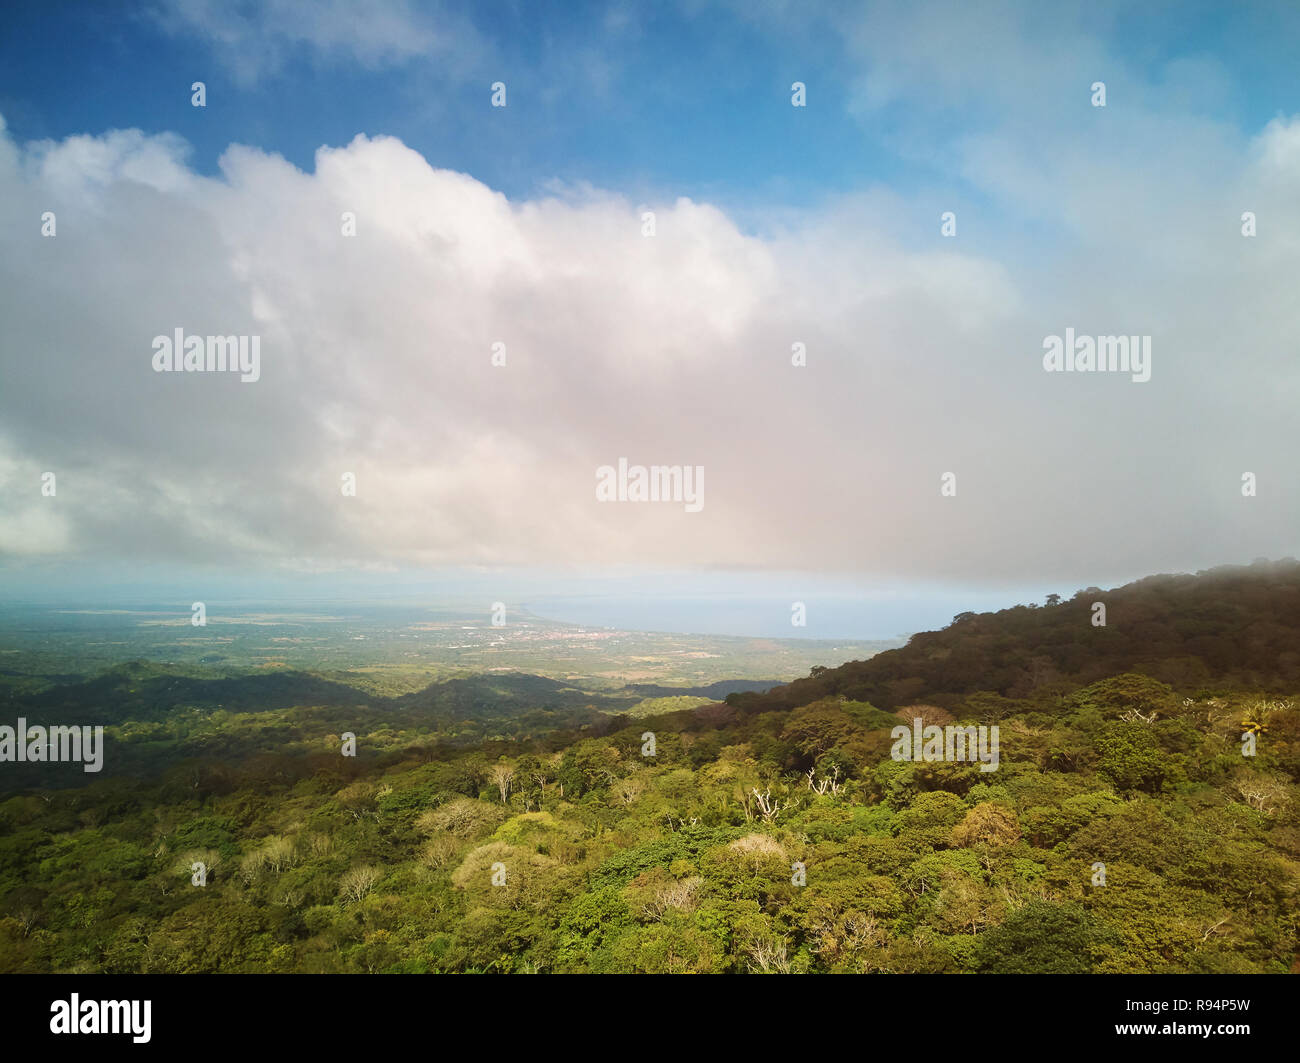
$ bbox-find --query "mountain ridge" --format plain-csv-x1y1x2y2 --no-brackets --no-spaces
724,559,1300,716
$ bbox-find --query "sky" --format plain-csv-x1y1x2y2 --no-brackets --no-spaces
1,1,1298,638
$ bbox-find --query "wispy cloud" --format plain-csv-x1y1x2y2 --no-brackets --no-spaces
149,0,484,86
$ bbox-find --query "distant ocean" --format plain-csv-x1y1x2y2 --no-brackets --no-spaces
520,591,1034,641
0,566,1055,643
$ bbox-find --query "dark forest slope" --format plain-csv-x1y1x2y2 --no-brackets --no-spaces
727,560,1300,715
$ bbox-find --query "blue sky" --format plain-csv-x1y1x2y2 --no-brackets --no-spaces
1,2,1298,638
4,1,1295,214
3,1,877,209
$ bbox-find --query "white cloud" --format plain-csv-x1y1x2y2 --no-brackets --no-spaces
1,107,1297,586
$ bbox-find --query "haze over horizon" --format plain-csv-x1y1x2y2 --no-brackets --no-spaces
1,557,1291,642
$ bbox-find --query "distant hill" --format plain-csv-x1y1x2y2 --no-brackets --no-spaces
5,664,791,730
391,672,637,719
0,665,643,788
728,560,1300,714
8,661,369,725
621,679,782,699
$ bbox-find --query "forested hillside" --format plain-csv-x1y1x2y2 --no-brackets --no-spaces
2,563,1297,973
733,559,1300,713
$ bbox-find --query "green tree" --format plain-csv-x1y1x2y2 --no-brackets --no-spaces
975,900,1108,973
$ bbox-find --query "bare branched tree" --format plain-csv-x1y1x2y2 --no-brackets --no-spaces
488,762,514,804
746,935,794,974
806,764,843,795
339,865,380,904
751,787,797,824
